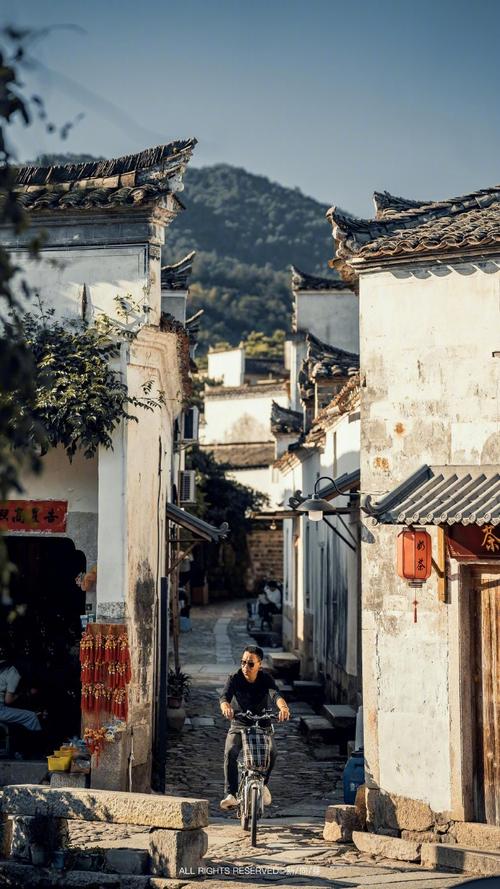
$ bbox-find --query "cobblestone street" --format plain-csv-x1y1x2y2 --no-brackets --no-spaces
161,600,469,889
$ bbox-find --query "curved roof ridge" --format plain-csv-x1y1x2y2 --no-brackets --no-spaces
15,139,197,188
290,264,351,292
161,251,196,290
328,183,500,267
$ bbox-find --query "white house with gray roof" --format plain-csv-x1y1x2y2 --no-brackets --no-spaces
329,185,500,844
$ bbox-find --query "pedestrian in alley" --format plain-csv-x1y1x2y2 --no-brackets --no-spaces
219,644,290,810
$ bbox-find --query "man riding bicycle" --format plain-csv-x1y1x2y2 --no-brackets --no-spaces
219,645,290,810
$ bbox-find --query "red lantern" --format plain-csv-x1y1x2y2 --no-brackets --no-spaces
397,528,432,582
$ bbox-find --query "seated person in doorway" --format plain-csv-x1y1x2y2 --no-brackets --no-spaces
219,645,290,810
264,580,282,613
0,638,42,745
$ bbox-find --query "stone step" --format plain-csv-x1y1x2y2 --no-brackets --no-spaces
268,651,300,674
289,702,316,715
421,842,500,876
352,830,420,862
449,820,500,850
299,716,335,737
2,785,209,829
322,704,357,728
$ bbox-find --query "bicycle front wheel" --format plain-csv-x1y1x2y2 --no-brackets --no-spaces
250,784,258,846
240,807,249,831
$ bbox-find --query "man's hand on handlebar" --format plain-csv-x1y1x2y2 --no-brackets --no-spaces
220,702,234,720
277,700,290,722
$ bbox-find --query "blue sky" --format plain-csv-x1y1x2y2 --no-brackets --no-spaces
4,0,500,215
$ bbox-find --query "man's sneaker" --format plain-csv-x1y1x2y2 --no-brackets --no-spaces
220,794,238,810
262,785,272,805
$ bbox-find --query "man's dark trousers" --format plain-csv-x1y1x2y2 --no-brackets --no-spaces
224,724,277,795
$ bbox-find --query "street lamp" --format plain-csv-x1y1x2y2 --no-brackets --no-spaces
296,475,343,522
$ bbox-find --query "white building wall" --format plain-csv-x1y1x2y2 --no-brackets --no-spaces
11,246,154,325
295,290,359,353
203,389,289,445
208,348,245,387
360,260,500,814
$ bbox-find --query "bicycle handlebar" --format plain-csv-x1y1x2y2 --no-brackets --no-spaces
234,709,279,722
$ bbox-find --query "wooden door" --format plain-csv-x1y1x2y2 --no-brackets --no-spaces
470,568,500,825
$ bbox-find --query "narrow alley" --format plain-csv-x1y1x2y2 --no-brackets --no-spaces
161,600,470,888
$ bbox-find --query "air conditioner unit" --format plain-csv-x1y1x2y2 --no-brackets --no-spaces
181,406,199,442
179,470,196,504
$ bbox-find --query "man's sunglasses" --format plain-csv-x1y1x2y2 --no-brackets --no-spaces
241,659,256,667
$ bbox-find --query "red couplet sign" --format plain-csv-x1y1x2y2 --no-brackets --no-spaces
0,500,68,533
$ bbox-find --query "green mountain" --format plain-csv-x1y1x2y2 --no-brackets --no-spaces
29,157,336,351
164,164,335,351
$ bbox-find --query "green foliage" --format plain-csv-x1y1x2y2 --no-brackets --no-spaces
243,329,286,358
164,163,336,349
14,305,163,459
188,446,267,593
167,667,191,701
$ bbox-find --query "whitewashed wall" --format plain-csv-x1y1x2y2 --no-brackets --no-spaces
203,389,289,445
360,260,500,813
208,348,245,387
11,246,157,325
295,289,359,353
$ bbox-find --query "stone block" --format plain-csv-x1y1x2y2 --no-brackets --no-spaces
449,821,500,851
420,842,500,876
401,829,440,843
323,804,360,843
352,830,421,862
104,847,149,875
149,827,208,878
0,862,152,887
50,773,88,789
9,815,68,863
2,785,208,829
365,788,434,832
354,785,367,829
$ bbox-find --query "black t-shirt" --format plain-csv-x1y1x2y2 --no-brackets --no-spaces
219,668,281,716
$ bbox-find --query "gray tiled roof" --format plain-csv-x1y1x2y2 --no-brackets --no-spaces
166,501,228,542
13,140,196,213
271,401,303,434
305,333,359,380
328,185,500,266
204,442,275,469
363,464,500,526
291,265,351,292
161,251,196,290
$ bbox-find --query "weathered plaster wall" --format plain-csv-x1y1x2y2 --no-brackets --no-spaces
9,444,98,571
360,260,500,814
203,389,289,445
295,290,359,353
10,246,154,325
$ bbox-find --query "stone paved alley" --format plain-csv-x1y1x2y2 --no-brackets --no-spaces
156,600,470,889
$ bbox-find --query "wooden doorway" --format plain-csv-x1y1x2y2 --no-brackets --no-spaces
464,567,499,825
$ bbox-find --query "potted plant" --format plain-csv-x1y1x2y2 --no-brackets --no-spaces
167,668,191,732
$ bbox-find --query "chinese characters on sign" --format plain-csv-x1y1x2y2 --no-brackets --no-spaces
0,500,67,533
446,523,500,559
481,525,500,553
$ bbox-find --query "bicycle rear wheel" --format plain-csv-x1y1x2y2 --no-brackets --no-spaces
240,806,249,831
250,784,258,846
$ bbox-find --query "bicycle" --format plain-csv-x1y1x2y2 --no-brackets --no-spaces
234,709,278,847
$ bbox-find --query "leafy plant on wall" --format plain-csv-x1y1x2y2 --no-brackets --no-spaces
15,301,164,459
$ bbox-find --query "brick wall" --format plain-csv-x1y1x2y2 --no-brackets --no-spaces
245,525,283,592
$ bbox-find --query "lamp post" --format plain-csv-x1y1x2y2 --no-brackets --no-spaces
293,475,358,552
295,475,345,522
